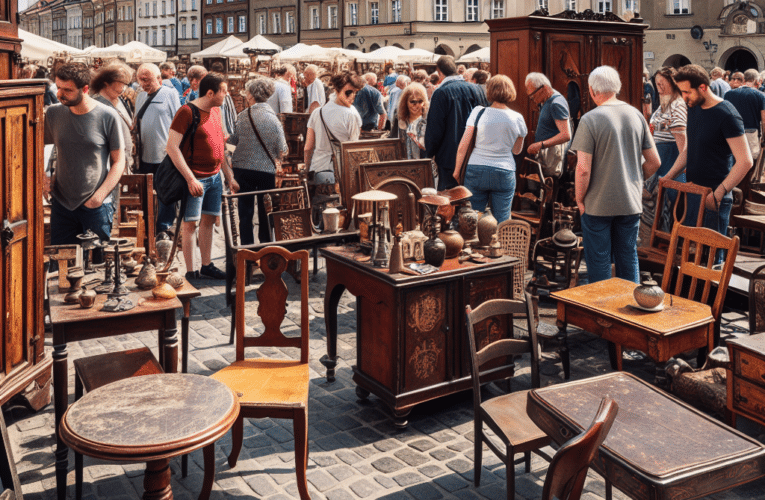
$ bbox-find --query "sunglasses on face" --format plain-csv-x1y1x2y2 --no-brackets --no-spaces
344,89,357,97
528,85,545,98
409,99,423,105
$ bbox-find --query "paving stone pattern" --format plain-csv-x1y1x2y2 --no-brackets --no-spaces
8,231,765,499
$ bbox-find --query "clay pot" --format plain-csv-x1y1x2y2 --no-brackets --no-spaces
66,267,85,291
438,229,464,259
489,234,503,258
64,286,84,304
323,208,340,233
152,272,177,299
477,209,498,247
78,287,97,309
135,259,158,290
166,271,184,289
634,274,665,309
457,206,479,244
423,237,446,268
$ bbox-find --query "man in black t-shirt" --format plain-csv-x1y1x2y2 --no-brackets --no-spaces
665,64,752,238
724,68,765,161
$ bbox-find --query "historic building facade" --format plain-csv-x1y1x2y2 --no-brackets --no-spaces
201,0,248,49
177,0,202,55
251,0,297,48
64,0,83,48
116,0,135,44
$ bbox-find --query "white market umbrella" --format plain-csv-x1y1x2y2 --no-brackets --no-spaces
457,47,489,63
363,45,407,63
122,40,167,63
274,43,335,62
191,35,245,60
223,34,281,59
19,28,84,62
399,48,440,63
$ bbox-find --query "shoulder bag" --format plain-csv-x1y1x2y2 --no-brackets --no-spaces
155,103,201,207
248,108,283,186
457,107,487,185
318,107,344,205
133,89,160,164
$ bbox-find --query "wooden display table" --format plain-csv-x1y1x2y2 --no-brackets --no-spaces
319,245,519,427
527,372,765,500
726,333,765,430
552,278,715,384
60,374,239,500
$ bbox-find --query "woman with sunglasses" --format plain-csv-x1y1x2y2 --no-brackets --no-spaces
397,83,429,162
90,62,136,173
304,71,364,186
453,75,527,223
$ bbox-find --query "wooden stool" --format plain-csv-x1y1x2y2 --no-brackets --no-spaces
73,348,163,500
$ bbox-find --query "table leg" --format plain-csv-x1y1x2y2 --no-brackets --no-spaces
163,310,179,374
143,459,173,500
554,319,571,380
182,301,190,478
53,341,68,500
320,281,346,383
198,445,215,500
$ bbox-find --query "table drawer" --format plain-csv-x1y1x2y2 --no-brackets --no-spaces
731,376,765,418
734,350,765,388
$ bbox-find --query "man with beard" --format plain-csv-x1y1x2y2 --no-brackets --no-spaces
44,62,125,245
665,64,752,239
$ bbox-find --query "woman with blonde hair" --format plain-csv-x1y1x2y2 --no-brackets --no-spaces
397,82,429,160
90,62,136,173
453,74,527,222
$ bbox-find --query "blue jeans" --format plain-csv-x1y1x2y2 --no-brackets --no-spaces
463,165,516,223
50,196,114,245
139,160,177,234
184,173,223,221
581,213,641,284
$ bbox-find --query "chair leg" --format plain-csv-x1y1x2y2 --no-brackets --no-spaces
75,451,83,500
524,450,531,473
606,478,613,500
228,415,243,468
507,445,515,500
294,409,311,500
198,444,215,500
229,301,236,345
474,420,482,486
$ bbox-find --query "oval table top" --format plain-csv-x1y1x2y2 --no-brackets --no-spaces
60,373,239,462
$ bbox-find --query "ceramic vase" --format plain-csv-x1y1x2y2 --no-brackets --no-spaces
438,229,464,259
166,271,184,289
135,259,158,290
423,237,446,268
458,206,479,244
64,267,85,303
323,208,340,233
152,272,177,299
78,287,97,308
477,209,498,247
634,273,665,309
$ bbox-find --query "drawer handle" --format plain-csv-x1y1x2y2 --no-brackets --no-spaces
736,394,749,404
742,358,749,365
559,426,571,439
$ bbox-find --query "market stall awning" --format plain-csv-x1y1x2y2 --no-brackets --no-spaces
19,28,83,62
191,35,246,60
86,41,166,63
223,34,281,59
363,46,408,63
274,43,337,63
398,48,440,63
456,47,489,63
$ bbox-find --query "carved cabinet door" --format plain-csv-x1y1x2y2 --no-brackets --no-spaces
599,35,642,113
543,33,590,135
0,90,44,391
403,284,452,392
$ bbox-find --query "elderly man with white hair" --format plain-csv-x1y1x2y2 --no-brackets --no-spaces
525,72,571,178
303,64,326,114
353,73,387,131
570,65,660,284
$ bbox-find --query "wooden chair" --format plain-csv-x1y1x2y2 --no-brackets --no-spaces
541,397,619,500
465,293,552,500
749,263,765,334
495,219,531,298
637,178,711,273
0,407,23,500
211,247,311,500
512,158,554,256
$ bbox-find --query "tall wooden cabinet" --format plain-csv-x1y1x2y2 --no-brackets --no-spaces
487,12,647,143
0,79,51,411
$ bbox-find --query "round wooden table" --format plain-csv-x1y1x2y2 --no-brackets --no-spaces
59,374,239,500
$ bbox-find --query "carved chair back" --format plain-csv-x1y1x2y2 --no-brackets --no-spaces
234,247,310,363
511,158,554,249
465,292,541,410
661,223,740,324
118,174,155,253
495,219,531,297
646,178,711,255
541,397,619,500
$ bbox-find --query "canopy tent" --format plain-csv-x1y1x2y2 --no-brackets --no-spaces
398,48,440,63
19,28,83,62
273,43,337,62
363,46,408,63
456,47,489,63
191,35,246,60
87,41,166,63
222,34,281,59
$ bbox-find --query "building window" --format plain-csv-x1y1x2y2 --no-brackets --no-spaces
182,23,186,38
138,31,141,41
466,0,478,21
170,0,174,13
216,17,223,33
566,0,576,9
371,2,378,24
227,16,233,32
286,11,295,32
206,0,211,4
670,0,688,14
181,0,186,10
597,0,611,12
624,0,637,10
349,3,358,25
153,1,157,15
152,30,157,45
434,0,447,21
272,12,281,33
537,0,547,9
192,23,198,37
328,5,338,28
491,0,503,18
239,15,246,32
128,6,132,19
259,14,266,33
145,3,149,17
161,29,166,45
392,0,401,22
310,6,319,28
161,1,166,15
206,19,212,33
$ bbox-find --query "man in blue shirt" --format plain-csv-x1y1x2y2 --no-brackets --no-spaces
525,72,571,179
353,73,386,131
724,68,765,162
160,62,184,104
709,67,731,98
383,65,398,88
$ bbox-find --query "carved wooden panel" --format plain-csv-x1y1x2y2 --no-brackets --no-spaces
360,159,432,231
462,273,511,377
404,285,450,392
600,36,640,113
340,139,402,211
271,208,312,241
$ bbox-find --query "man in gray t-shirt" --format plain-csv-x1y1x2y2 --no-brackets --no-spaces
44,63,125,245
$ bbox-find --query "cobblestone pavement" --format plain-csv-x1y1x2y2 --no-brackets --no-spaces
8,229,765,500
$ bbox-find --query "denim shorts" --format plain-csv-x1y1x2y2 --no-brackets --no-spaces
184,172,222,222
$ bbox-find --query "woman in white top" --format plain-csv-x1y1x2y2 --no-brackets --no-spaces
90,62,135,173
453,75,527,222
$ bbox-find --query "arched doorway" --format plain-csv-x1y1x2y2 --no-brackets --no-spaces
662,54,692,68
464,44,482,55
434,44,454,57
346,43,358,50
370,43,381,52
725,49,758,72
392,43,404,49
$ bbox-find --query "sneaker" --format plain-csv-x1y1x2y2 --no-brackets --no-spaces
185,270,200,281
200,263,226,280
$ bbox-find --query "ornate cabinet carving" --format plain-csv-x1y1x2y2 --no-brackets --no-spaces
0,0,20,80
487,14,647,143
0,80,52,410
726,333,765,430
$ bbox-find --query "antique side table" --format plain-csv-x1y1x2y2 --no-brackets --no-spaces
527,372,765,500
319,246,520,427
726,333,765,430
551,278,714,384
59,374,239,500
49,280,184,500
